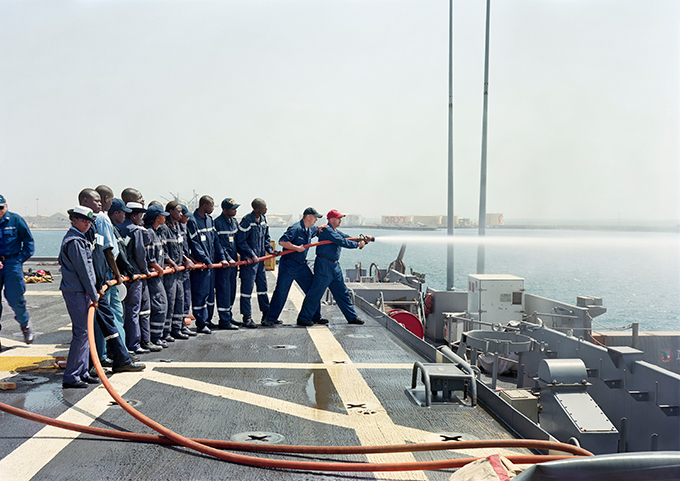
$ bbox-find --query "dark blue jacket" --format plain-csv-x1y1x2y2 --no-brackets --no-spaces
215,214,239,263
146,226,168,267
158,222,184,266
118,218,134,238
315,225,358,262
125,224,149,275
237,212,272,259
59,227,98,302
187,210,224,265
0,211,34,263
279,220,318,266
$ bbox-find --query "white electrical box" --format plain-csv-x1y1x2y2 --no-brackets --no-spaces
467,274,525,327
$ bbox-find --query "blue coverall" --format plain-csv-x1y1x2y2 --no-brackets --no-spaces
297,225,361,324
146,225,168,342
180,222,191,318
158,221,185,336
265,220,322,323
59,227,100,384
120,223,148,351
0,210,34,331
236,211,273,319
187,210,225,329
214,213,239,326
119,219,151,345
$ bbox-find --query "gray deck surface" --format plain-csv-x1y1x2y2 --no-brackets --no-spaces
1,261,524,481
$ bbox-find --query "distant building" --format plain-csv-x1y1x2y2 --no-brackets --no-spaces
342,214,364,227
382,215,414,227
413,215,442,228
267,213,293,227
486,213,504,227
25,212,70,229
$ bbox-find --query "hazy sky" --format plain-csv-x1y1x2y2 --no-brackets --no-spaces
1,0,678,223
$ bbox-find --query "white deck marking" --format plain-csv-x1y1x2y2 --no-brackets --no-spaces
0,374,143,481
24,291,62,296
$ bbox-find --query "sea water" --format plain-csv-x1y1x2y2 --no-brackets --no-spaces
32,228,680,332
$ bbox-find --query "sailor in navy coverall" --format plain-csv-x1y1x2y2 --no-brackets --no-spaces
187,196,228,334
236,198,276,328
60,206,144,389
0,194,35,346
214,198,240,330
59,206,102,387
179,204,194,328
158,202,188,339
144,205,170,346
263,207,326,327
296,209,371,326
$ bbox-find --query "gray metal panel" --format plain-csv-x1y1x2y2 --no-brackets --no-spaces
554,392,618,432
524,293,593,339
537,358,587,385
346,282,417,305
425,289,468,342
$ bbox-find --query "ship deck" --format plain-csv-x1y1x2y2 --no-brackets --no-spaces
0,261,527,481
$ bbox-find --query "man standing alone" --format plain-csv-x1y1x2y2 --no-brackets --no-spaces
0,194,35,348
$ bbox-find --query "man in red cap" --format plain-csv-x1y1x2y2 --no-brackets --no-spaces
296,209,372,326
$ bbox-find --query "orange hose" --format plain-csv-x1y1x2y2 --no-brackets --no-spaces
0,236,593,471
0,401,590,457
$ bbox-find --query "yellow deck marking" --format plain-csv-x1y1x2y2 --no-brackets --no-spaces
0,339,69,358
284,285,427,480
0,374,143,481
0,356,56,372
307,328,427,479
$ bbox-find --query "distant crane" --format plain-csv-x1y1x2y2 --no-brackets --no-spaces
160,191,199,212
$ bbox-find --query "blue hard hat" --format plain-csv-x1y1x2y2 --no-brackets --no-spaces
110,198,132,213
145,204,169,220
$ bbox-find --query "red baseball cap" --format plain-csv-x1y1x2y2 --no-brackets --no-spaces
327,209,345,219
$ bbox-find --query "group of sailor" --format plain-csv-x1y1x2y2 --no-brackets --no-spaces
2,188,372,389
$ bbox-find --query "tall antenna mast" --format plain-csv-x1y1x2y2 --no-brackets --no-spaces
446,0,455,290
477,0,491,274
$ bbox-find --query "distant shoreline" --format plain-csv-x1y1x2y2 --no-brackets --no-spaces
343,224,680,233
